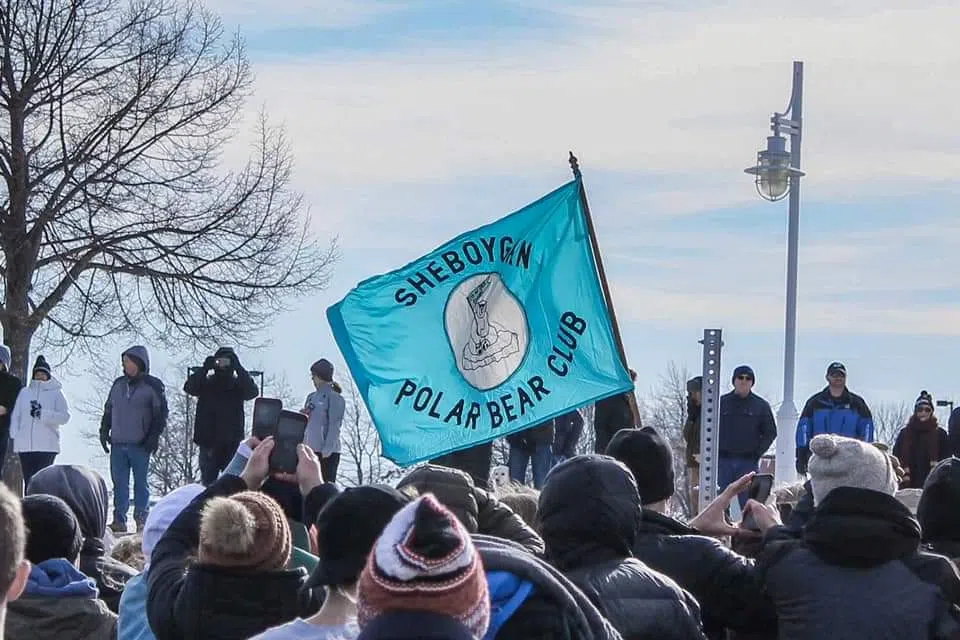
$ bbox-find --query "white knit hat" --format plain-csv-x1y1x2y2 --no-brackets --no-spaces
808,434,898,506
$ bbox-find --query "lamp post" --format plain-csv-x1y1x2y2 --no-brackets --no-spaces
744,61,805,486
937,400,954,417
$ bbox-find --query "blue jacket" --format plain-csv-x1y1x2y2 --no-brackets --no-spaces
795,388,873,473
118,573,151,640
718,392,777,459
101,346,168,447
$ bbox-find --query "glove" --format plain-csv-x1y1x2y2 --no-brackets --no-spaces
99,431,111,454
29,401,41,419
143,433,160,455
203,356,217,371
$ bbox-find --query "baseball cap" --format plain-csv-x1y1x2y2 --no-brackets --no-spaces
826,362,847,376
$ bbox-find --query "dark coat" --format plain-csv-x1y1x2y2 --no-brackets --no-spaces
633,510,777,636
683,400,701,467
396,464,544,555
474,535,623,640
759,487,960,639
949,408,960,458
184,363,258,448
506,419,555,449
718,392,777,459
594,393,636,453
539,456,706,640
796,388,874,473
430,441,493,489
918,457,960,566
893,420,950,489
147,475,314,639
553,410,585,460
0,370,23,438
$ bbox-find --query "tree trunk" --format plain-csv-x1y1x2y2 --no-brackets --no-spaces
1,323,34,496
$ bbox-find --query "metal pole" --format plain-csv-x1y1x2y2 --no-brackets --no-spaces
570,152,640,426
775,61,803,486
698,329,723,512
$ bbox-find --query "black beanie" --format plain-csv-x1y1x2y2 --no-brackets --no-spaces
918,457,960,542
32,355,51,378
22,494,83,564
605,427,675,505
732,365,755,384
687,376,703,393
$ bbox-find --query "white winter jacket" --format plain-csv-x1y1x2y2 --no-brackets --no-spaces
11,377,71,453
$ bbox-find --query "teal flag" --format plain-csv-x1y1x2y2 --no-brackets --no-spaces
327,179,633,466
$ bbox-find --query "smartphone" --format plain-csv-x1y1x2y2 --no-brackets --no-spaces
741,473,775,530
215,356,232,368
269,410,308,474
252,398,283,440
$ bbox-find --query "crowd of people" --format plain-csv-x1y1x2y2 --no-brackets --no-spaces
2,346,960,638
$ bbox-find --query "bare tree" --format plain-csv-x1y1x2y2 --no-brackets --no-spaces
0,0,336,487
338,379,401,487
874,401,911,447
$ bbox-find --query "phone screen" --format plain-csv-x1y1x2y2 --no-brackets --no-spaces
270,410,307,474
742,473,775,530
252,398,283,440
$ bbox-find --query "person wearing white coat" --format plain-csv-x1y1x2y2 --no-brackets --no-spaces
12,356,71,487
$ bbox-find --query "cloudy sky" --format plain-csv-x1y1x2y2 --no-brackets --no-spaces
57,0,960,471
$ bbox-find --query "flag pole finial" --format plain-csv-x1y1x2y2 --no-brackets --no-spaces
568,151,581,179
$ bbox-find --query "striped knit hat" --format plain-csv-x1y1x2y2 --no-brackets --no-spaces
357,494,490,639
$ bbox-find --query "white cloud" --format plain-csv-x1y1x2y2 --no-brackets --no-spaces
238,0,960,213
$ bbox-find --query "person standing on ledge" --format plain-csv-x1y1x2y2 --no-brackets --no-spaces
718,366,777,508
303,359,345,483
593,368,640,453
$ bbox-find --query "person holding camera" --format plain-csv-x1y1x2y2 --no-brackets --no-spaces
184,347,259,486
303,359,345,483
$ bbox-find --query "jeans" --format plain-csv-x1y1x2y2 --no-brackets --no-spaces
319,453,340,484
508,443,553,489
717,456,759,509
19,452,57,488
110,444,151,525
199,442,239,486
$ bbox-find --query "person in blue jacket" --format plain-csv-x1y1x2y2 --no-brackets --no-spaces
795,362,874,474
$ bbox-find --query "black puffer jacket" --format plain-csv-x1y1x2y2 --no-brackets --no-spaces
397,464,544,555
0,370,23,439
539,455,706,640
184,348,259,448
593,394,635,453
634,510,777,636
759,487,960,639
147,475,315,639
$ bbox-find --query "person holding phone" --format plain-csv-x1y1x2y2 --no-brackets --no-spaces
184,347,259,486
303,359,345,483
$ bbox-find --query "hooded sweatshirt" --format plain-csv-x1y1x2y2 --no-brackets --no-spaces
26,464,138,612
101,345,168,446
6,558,117,640
11,376,71,453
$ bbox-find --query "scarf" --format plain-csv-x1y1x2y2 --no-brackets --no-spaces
899,416,941,479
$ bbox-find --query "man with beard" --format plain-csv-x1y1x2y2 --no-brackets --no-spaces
184,348,259,485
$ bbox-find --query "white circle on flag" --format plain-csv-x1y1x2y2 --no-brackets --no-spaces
444,272,529,391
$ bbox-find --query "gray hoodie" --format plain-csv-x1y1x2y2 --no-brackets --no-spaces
302,383,345,456
100,346,168,447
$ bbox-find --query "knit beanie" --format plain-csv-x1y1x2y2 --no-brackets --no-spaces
357,494,490,640
198,491,292,571
732,365,755,384
686,376,703,393
605,427,675,505
32,355,51,378
142,483,204,570
21,494,83,565
915,390,934,412
808,434,898,506
917,457,960,541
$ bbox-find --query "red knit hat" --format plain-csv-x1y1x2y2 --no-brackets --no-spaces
357,493,490,639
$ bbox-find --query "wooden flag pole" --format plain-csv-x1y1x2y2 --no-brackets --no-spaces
569,152,641,427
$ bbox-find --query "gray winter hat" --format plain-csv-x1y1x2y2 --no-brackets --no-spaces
808,434,898,506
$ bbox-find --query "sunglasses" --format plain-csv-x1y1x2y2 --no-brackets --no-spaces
917,407,933,413
736,375,754,381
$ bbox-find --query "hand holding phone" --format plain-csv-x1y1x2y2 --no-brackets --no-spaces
741,473,774,531
269,410,309,475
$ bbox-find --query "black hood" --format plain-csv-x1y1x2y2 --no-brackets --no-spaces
538,455,641,572
26,465,109,542
917,457,960,542
638,509,697,536
804,487,921,568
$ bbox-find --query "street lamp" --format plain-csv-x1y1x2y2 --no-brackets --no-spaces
744,61,805,486
937,399,954,414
